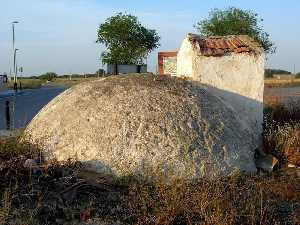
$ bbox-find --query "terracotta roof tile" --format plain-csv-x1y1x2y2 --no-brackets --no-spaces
187,34,262,56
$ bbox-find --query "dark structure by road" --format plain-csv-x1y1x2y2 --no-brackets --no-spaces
0,74,8,83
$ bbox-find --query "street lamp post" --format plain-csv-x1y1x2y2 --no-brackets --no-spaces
19,67,23,90
13,48,19,91
12,21,19,87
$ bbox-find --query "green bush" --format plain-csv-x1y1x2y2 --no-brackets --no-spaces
39,72,58,81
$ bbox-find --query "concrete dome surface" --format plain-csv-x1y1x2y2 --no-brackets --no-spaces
24,75,257,179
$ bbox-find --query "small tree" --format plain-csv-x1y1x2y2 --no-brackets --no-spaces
39,72,57,81
195,7,275,54
97,13,160,65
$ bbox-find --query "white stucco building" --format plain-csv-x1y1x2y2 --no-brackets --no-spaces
177,34,265,146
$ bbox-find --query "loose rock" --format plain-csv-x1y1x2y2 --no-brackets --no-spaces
24,75,258,179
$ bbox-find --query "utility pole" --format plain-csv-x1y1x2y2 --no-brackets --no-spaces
11,21,19,130
13,48,19,91
19,67,23,90
12,21,19,89
15,61,18,79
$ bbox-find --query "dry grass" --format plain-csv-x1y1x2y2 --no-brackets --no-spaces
49,77,101,87
0,136,299,224
6,77,98,90
264,98,300,167
7,79,45,90
265,79,300,88
124,172,299,225
0,136,40,160
264,124,300,166
49,74,152,87
0,190,12,225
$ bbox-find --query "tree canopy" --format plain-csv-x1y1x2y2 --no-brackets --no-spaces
39,72,57,81
195,7,275,54
97,13,160,65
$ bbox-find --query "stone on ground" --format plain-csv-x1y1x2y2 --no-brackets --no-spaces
24,74,258,179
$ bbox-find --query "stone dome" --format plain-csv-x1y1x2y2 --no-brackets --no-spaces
24,75,257,179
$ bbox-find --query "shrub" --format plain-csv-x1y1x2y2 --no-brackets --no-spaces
263,99,300,167
39,72,58,81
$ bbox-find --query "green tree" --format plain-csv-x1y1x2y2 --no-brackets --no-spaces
195,7,275,54
96,13,160,65
39,72,57,81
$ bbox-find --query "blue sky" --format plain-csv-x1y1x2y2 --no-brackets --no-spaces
0,0,299,76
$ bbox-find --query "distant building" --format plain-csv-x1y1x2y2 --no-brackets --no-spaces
0,74,8,93
107,64,147,75
273,74,296,80
0,74,8,84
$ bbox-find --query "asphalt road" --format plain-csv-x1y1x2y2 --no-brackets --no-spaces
0,85,67,130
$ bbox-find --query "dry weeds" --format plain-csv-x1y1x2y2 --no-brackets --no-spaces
265,79,300,88
0,137,299,225
264,99,300,167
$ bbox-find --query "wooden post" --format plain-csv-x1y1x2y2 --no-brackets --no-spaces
13,82,17,92
115,64,118,75
137,65,141,73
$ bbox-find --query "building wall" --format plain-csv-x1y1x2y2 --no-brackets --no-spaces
176,39,193,77
177,39,265,145
107,65,147,75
